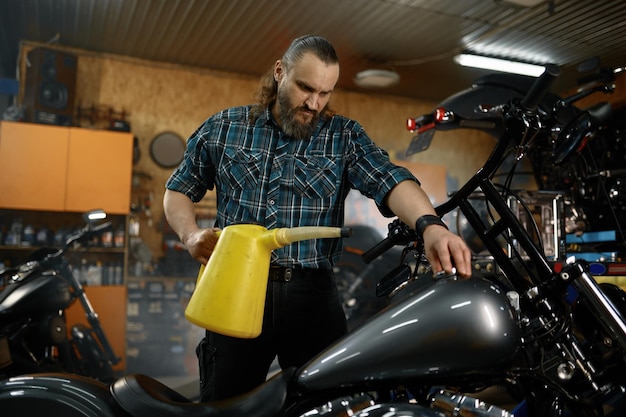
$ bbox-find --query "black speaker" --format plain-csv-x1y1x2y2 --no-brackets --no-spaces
23,48,77,126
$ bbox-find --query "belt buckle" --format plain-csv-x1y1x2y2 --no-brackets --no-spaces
270,266,292,282
283,268,292,282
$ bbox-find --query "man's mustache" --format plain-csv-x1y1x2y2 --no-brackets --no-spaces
299,105,316,115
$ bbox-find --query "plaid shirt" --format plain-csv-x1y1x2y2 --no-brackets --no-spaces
166,105,418,269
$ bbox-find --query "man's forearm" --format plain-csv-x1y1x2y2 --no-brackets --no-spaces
163,189,200,244
385,180,438,229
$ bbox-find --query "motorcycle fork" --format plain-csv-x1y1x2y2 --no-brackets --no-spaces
514,250,625,403
563,263,626,352
67,266,120,367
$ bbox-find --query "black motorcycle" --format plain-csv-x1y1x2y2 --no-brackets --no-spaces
0,210,120,381
1,64,625,417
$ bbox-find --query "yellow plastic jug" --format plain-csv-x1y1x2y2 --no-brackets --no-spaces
185,224,350,338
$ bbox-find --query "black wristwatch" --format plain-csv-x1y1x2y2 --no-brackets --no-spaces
415,214,448,242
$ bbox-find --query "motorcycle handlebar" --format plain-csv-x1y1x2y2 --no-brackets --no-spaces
520,64,561,111
362,237,396,264
362,220,417,264
64,221,113,250
91,221,113,234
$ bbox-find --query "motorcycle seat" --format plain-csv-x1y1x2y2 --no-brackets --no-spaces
111,368,294,417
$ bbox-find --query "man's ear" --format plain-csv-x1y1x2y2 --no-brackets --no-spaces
274,60,283,82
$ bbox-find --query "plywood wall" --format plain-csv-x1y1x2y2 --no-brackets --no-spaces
18,42,495,259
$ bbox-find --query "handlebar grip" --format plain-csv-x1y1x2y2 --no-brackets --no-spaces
361,237,395,264
340,227,352,238
93,221,113,233
521,64,561,111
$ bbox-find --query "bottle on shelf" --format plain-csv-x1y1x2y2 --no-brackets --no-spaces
22,224,35,246
101,227,113,248
114,226,125,249
6,218,23,245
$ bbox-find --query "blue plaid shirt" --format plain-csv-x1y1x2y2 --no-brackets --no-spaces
166,105,418,269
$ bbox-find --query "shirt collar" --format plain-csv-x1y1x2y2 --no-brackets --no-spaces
254,106,276,127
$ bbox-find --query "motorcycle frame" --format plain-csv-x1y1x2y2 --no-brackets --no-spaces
432,105,626,361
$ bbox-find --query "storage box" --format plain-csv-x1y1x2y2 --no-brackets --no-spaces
507,191,566,261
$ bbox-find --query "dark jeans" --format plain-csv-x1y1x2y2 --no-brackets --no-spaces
196,268,348,401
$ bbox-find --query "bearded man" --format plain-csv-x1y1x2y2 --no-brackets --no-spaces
164,34,471,401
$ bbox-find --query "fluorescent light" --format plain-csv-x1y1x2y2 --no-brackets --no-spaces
354,69,400,88
454,53,545,77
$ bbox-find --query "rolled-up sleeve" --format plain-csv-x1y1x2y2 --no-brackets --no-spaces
345,121,419,217
165,122,216,203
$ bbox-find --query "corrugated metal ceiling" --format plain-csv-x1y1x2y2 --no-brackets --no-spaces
0,0,625,101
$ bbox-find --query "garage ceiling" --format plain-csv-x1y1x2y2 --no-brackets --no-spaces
0,0,625,102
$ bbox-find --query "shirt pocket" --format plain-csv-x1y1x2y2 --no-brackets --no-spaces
220,147,261,191
293,155,338,199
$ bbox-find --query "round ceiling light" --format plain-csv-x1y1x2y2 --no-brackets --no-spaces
353,69,400,88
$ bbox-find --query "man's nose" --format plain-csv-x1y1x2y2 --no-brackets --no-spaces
305,94,319,111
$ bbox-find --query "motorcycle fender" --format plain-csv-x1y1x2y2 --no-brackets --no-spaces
0,373,123,416
298,276,519,390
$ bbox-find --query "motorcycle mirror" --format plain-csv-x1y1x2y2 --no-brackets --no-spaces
552,111,592,165
577,56,600,74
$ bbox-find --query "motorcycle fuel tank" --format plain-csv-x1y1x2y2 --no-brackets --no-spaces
0,273,71,316
298,275,519,390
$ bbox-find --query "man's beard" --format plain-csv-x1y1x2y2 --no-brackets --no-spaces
277,89,322,140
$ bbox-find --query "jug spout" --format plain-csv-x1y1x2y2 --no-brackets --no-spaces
263,226,352,249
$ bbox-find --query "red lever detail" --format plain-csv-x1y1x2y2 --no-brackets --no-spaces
435,107,447,122
406,118,417,132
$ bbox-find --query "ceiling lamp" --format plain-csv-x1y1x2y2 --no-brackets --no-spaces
354,69,400,88
454,53,545,77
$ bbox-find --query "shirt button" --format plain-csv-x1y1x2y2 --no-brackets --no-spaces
269,199,275,205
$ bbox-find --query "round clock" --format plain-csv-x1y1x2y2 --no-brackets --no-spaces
150,132,185,168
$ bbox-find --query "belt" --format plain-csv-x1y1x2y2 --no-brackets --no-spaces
268,265,316,282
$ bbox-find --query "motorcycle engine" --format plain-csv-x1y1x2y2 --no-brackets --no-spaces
40,313,67,345
430,389,515,417
307,390,516,417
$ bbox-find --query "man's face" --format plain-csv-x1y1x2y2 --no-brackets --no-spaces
273,53,339,139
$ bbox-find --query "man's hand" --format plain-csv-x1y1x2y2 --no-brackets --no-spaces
422,225,472,278
184,227,222,265
163,190,223,265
